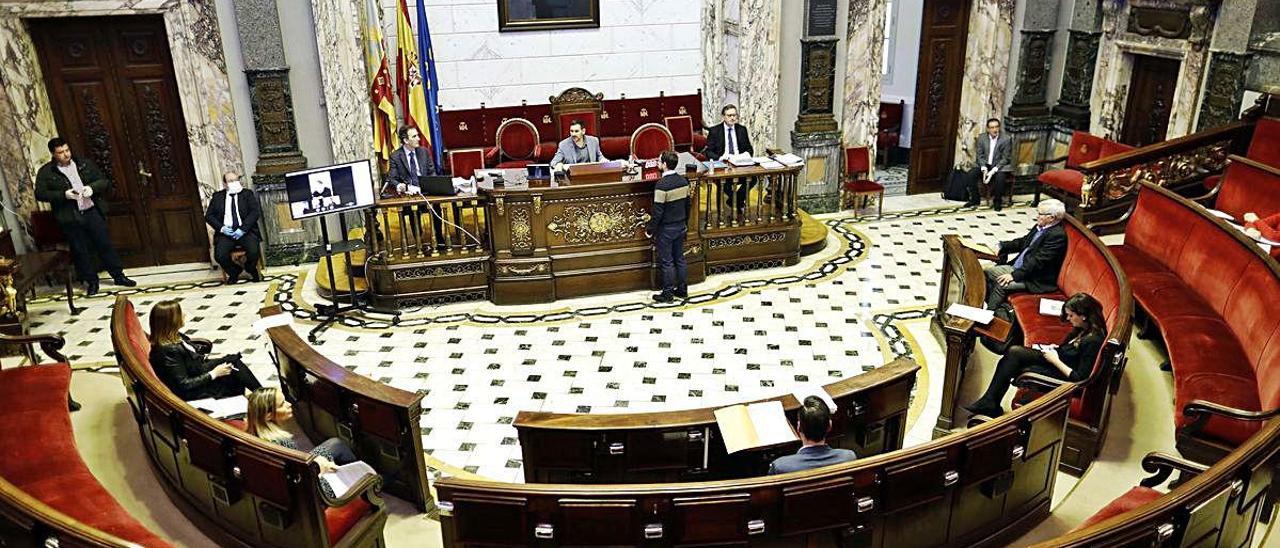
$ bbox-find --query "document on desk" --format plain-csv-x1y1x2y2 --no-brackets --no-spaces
772,153,804,167
727,153,757,167
958,237,998,257
757,158,786,169
320,461,377,499
715,400,798,454
252,312,293,333
188,396,248,419
945,303,995,324
1039,298,1065,316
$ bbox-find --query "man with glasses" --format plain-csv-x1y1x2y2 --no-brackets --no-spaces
703,105,756,215
967,118,1013,210
984,199,1067,309
205,171,262,284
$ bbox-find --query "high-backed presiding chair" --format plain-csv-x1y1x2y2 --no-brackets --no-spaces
630,123,675,160
494,118,541,168
841,146,884,219
549,87,604,139
877,100,905,166
447,148,486,178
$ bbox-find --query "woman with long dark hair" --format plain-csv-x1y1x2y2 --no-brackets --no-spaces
963,292,1106,417
149,300,262,401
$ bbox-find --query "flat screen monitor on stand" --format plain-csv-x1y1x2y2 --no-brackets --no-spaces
284,159,399,341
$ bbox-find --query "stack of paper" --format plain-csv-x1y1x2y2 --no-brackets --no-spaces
945,303,994,324
758,158,786,169
773,153,804,167
188,396,248,419
714,400,798,454
1039,298,1065,316
320,461,377,499
958,237,998,257
727,153,756,167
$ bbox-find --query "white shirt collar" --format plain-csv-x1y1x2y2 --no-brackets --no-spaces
662,169,679,176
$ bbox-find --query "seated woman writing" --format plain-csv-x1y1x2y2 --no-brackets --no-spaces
149,299,263,401
963,292,1105,417
246,387,357,472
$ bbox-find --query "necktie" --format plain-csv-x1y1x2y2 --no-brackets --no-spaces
728,127,737,155
231,194,240,229
1013,228,1045,270
408,151,418,177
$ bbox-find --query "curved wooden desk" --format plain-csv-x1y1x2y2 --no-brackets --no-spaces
516,358,918,483
364,162,802,307
437,383,1075,547
261,306,434,512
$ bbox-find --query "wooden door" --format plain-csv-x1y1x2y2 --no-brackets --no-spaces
31,16,208,267
1120,54,1180,147
908,0,971,194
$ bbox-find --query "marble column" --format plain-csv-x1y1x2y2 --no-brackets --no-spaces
840,0,886,161
736,0,783,150
1051,0,1104,130
1196,0,1258,130
0,1,241,253
790,0,841,213
953,0,1016,167
1005,0,1060,184
310,0,374,165
234,0,312,265
700,0,725,124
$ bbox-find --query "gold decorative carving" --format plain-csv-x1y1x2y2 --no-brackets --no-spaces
495,196,504,216
497,263,549,276
601,111,610,120
458,121,469,132
682,244,701,257
510,207,533,251
639,108,649,118
707,232,787,249
533,195,543,214
542,114,552,124
546,202,648,244
1080,141,1230,208
392,262,486,281
678,106,688,115
0,258,17,320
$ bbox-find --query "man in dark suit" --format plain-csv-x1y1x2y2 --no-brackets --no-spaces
205,172,262,284
34,137,135,296
968,118,1014,210
984,199,1068,309
648,151,691,303
703,105,756,215
383,125,435,195
768,396,857,475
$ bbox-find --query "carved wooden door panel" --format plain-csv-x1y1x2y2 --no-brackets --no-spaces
1120,55,1180,147
909,0,971,194
31,16,207,267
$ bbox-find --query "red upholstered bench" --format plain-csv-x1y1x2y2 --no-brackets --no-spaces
1001,214,1133,473
0,362,170,547
1203,116,1280,191
1199,154,1280,223
1035,131,1134,205
1071,452,1206,533
1098,182,1280,463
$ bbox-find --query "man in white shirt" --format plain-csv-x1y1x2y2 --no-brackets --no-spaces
204,172,262,284
969,118,1013,211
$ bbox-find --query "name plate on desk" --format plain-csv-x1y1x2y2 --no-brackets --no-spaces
567,161,627,184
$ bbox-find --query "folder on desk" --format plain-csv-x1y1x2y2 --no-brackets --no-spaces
715,400,798,454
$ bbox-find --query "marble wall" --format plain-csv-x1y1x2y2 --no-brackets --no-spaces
954,0,1015,167
701,0,724,123
1090,0,1212,140
390,0,702,110
0,0,241,249
841,0,886,158
735,0,782,149
312,0,373,164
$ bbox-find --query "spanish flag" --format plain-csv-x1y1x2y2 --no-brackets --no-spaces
364,0,395,170
395,0,429,145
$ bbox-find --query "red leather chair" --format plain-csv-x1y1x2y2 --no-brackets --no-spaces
876,100,905,166
841,146,884,219
1036,131,1133,204
495,118,541,168
557,112,599,140
630,123,675,160
447,147,486,178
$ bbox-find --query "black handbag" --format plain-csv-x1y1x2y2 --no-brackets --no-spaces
942,168,972,201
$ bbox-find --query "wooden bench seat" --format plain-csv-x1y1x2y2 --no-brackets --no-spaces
0,362,169,547
1097,182,1280,463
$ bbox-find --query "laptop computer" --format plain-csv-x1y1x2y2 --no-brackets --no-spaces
419,175,456,196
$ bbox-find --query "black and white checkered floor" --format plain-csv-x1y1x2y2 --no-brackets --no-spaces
29,199,1036,483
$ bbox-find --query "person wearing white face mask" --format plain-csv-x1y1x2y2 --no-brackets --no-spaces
204,172,263,284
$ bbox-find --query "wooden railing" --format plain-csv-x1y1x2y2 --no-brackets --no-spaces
364,195,490,263
516,358,918,484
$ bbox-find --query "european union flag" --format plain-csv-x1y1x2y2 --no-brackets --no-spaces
416,2,444,170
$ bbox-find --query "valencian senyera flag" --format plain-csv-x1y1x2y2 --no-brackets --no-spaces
364,0,395,170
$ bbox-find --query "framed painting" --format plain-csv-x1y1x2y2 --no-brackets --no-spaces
498,0,600,32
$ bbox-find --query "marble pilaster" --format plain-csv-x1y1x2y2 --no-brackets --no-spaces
839,0,885,159
735,0,782,150
953,0,1016,167
310,0,373,165
1053,30,1102,129
0,0,240,251
1196,52,1251,130
700,0,724,124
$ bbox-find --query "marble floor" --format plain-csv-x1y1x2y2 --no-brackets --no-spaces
37,193,1276,546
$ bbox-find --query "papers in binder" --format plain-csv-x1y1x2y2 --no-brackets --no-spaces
945,303,994,324
758,158,786,169
1039,298,1065,316
714,400,798,454
792,384,837,413
320,461,376,500
188,396,248,419
772,153,804,167
252,313,293,333
1205,209,1235,221
958,238,997,257
727,153,756,167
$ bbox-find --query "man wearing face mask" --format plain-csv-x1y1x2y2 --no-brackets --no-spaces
205,171,262,284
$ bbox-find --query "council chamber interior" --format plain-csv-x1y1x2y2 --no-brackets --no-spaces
0,0,1278,547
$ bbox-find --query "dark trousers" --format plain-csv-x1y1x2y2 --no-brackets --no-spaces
655,223,688,296
976,346,1065,405
202,356,264,399
61,208,123,283
722,180,757,211
968,168,1008,204
213,232,261,280
313,437,358,465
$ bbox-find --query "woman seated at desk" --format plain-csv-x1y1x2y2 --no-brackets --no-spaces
247,387,364,499
149,300,263,401
964,292,1104,417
